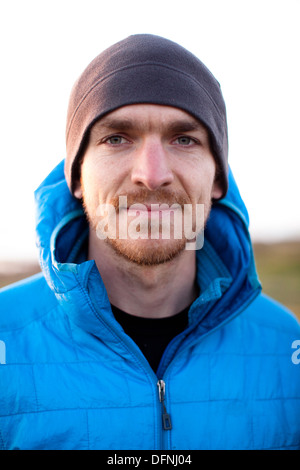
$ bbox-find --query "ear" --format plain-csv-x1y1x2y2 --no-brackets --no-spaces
73,180,83,199
212,180,223,200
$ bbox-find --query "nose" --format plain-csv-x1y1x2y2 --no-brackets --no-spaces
131,138,174,191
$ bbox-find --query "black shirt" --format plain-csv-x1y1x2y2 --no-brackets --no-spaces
111,305,189,373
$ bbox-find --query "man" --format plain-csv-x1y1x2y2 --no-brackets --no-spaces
0,34,299,450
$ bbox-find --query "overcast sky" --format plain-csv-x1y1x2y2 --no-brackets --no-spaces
0,0,299,261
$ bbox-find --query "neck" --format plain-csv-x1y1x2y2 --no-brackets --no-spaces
88,236,199,319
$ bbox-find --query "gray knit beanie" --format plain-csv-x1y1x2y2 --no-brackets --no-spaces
64,34,229,198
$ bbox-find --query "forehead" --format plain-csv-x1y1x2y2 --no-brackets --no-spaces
90,104,209,136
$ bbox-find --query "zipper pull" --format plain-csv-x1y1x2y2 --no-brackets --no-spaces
157,379,172,431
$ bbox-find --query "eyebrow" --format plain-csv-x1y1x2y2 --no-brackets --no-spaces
93,116,207,136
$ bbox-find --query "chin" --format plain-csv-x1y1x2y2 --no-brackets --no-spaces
106,237,188,266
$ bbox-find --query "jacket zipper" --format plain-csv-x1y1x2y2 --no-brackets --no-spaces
90,298,171,444
157,379,172,431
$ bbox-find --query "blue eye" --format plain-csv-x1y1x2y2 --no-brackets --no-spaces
175,136,196,146
106,136,126,145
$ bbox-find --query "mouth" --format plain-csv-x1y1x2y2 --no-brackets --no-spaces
126,203,181,218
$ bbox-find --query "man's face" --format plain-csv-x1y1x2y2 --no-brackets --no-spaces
74,104,222,265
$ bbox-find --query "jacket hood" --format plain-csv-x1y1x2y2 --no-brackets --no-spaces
34,159,261,335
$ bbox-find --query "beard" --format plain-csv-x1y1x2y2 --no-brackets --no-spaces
82,187,211,267
107,233,188,266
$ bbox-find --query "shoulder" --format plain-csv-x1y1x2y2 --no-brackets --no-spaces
237,292,300,365
244,292,300,335
0,273,58,331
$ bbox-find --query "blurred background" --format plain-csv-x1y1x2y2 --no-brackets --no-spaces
0,0,299,320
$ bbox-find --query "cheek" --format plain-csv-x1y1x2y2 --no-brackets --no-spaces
182,160,216,201
81,158,126,207
80,161,102,212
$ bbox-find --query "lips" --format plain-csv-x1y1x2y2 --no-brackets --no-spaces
126,203,181,217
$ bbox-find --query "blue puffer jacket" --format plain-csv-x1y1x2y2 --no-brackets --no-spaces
0,161,300,450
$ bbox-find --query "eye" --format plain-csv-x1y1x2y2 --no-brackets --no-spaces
104,135,129,145
173,136,198,146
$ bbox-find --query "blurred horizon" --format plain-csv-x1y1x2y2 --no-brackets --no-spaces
1,238,299,322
